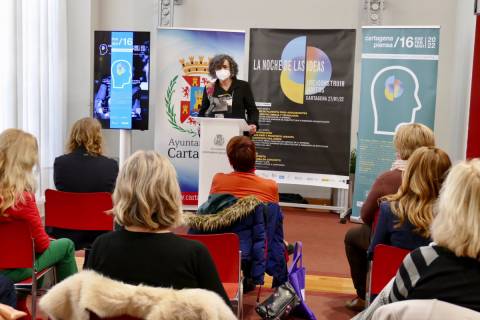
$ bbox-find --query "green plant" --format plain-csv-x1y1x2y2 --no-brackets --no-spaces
349,148,356,174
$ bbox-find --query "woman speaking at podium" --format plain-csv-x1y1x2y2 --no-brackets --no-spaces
198,54,259,135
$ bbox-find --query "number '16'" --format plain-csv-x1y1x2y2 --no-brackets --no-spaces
395,36,414,48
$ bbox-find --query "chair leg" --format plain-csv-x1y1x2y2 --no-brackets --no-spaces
31,277,37,320
237,250,243,319
365,261,372,308
238,281,243,319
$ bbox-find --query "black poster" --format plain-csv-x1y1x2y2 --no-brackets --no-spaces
249,29,356,178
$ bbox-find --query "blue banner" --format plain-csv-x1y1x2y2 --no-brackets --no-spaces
352,27,440,220
110,31,133,129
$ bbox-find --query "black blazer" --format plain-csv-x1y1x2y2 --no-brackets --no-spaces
53,147,119,193
199,78,259,129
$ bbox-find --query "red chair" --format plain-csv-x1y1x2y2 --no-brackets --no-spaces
367,244,411,303
0,220,56,320
180,233,242,319
44,189,114,231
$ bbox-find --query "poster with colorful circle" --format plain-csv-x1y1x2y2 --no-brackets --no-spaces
249,29,356,188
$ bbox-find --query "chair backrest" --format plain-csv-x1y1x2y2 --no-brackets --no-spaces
0,220,34,269
44,189,114,231
180,233,240,284
371,244,410,295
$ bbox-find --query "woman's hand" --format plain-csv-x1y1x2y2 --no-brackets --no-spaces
248,124,257,135
205,82,215,97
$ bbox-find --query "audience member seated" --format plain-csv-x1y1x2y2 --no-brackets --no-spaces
344,123,435,311
368,147,451,258
371,299,480,320
354,159,480,320
86,150,230,306
186,136,287,290
209,135,278,203
0,129,77,283
48,117,119,251
39,270,236,320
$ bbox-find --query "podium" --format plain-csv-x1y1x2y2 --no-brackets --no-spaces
196,117,250,205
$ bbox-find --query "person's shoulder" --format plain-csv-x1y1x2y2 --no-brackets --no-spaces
379,201,397,223
254,174,277,186
91,230,121,247
379,201,391,212
408,245,441,268
102,155,118,165
213,172,227,178
235,79,250,88
377,169,402,181
54,153,71,165
92,155,118,169
212,172,228,182
95,230,119,241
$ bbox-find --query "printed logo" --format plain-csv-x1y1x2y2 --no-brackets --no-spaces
371,66,421,135
280,36,332,104
111,60,132,89
213,134,225,146
384,75,404,102
164,56,211,137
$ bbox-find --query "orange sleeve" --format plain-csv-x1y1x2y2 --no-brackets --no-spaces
209,173,221,194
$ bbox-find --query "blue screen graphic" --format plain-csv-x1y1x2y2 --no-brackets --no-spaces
110,32,133,129
93,31,150,130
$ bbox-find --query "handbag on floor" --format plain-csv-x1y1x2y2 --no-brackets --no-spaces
289,242,317,320
255,281,300,319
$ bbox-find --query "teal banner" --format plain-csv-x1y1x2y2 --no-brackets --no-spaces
352,27,440,220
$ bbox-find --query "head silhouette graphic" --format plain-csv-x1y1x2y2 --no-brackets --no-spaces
111,59,132,89
371,66,421,135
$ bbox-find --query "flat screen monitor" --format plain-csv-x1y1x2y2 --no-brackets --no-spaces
93,31,150,130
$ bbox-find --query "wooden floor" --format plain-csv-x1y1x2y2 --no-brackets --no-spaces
264,274,355,295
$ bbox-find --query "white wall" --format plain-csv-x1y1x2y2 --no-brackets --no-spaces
66,0,476,197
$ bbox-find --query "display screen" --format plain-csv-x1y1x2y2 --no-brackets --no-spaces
93,31,150,130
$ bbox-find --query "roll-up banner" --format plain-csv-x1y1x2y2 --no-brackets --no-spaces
352,26,440,220
155,28,245,206
249,29,356,189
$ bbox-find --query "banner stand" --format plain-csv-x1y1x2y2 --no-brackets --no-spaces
279,187,349,217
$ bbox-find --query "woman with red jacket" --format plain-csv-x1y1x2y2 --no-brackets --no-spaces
0,129,77,282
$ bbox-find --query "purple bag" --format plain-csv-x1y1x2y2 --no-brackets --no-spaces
289,242,317,320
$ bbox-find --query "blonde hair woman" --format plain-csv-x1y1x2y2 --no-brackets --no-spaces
345,123,435,311
0,129,77,283
358,159,480,318
54,117,118,193
50,118,119,254
86,151,230,306
367,147,451,258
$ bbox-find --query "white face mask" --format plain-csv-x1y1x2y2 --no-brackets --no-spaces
215,68,231,81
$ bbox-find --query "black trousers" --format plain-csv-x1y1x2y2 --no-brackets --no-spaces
0,274,16,307
344,224,371,299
